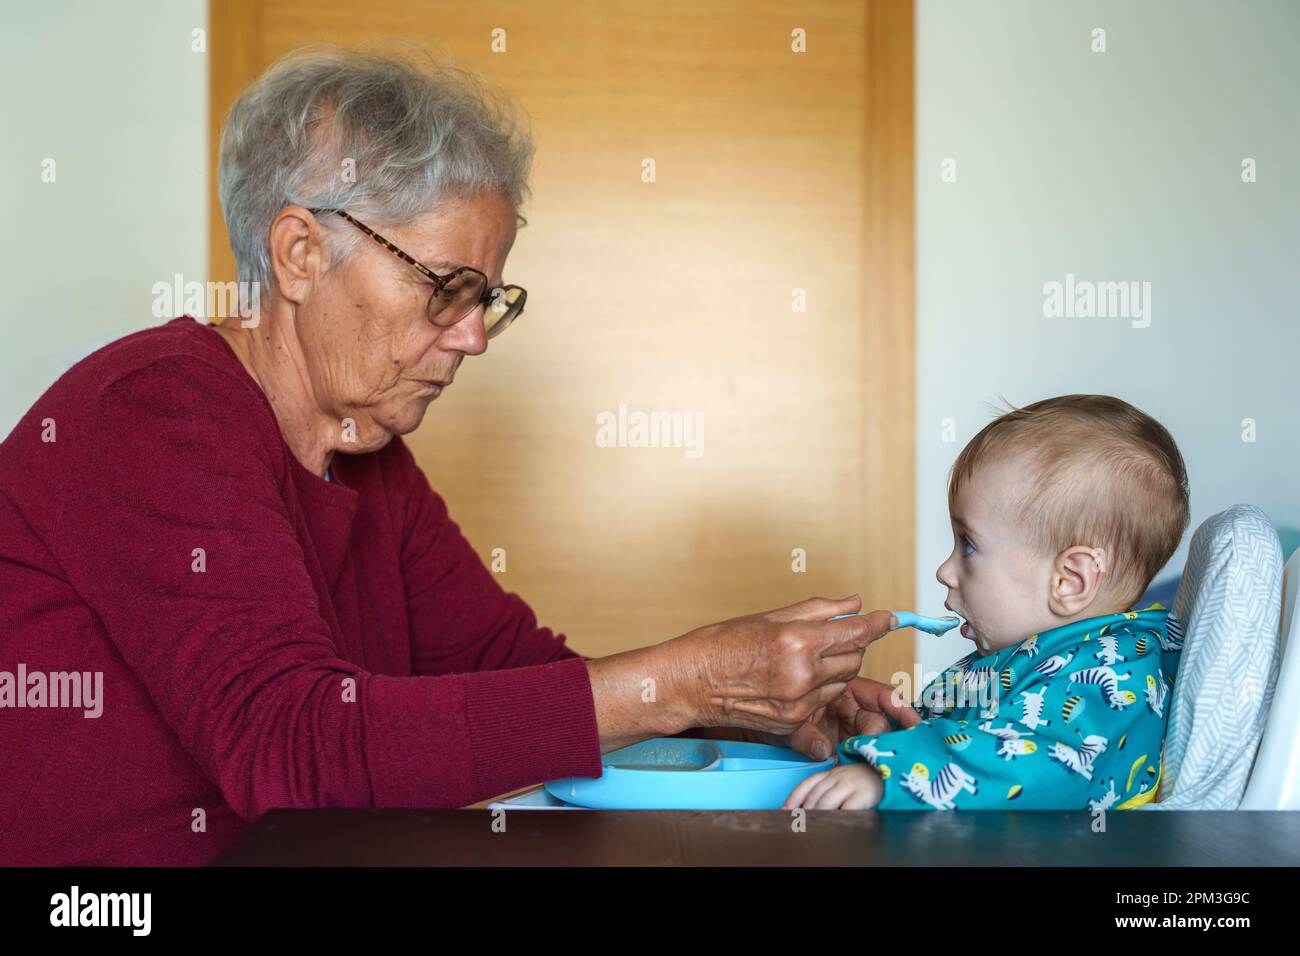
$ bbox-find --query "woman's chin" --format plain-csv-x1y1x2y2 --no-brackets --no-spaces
380,400,433,437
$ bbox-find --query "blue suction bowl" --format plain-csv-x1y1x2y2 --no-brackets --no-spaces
543,737,834,809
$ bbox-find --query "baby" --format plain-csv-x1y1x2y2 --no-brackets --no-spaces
786,394,1189,811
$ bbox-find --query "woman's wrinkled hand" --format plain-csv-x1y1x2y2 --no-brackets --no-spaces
787,675,924,760
669,595,895,759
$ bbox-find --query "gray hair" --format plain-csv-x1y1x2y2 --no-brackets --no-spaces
218,45,534,307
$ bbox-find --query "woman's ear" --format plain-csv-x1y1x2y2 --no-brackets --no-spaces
266,206,324,306
1048,546,1106,616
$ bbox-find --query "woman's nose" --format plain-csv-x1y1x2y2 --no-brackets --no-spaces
442,304,488,356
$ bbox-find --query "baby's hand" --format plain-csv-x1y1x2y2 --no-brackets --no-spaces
783,761,883,810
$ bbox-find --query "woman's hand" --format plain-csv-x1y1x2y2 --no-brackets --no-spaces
787,675,924,759
664,596,895,757
783,761,883,810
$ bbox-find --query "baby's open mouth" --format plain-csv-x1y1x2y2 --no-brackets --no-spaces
946,603,973,638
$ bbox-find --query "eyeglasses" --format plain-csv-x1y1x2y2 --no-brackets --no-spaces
308,208,527,339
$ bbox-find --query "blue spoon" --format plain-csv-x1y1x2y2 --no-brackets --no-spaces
829,611,960,635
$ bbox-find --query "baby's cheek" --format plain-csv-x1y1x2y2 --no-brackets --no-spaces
967,580,1016,645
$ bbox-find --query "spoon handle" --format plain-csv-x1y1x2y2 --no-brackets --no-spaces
829,610,960,635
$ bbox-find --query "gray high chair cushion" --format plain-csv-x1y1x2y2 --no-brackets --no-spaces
1145,505,1283,810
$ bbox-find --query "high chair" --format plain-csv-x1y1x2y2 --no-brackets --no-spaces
1144,505,1287,810
1239,546,1300,808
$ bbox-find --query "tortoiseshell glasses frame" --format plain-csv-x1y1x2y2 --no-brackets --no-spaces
308,208,527,339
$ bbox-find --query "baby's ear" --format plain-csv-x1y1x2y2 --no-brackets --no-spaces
1048,546,1106,616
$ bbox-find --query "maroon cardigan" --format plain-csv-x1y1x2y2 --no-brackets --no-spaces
0,317,601,865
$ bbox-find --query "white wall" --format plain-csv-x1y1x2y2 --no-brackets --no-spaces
915,0,1300,676
0,0,207,438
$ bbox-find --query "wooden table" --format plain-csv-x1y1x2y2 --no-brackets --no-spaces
210,807,1300,866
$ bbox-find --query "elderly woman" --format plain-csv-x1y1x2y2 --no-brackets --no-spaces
0,48,914,865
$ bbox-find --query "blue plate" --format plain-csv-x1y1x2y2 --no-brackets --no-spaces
544,737,834,809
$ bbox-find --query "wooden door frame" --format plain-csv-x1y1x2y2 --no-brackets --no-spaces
861,0,916,684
